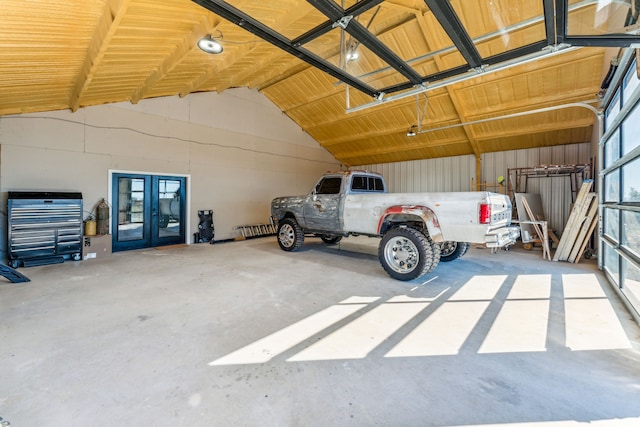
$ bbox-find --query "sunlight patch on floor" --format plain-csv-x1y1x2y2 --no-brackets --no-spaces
208,298,371,366
563,274,631,351
479,275,551,354
208,273,634,366
449,275,507,301
385,301,490,357
288,300,429,361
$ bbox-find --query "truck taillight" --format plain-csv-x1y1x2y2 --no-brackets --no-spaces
479,203,491,224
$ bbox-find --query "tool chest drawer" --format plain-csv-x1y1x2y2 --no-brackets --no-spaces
7,191,83,268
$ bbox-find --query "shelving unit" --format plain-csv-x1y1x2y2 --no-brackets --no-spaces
506,163,591,203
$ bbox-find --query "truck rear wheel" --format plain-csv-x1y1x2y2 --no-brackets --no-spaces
378,227,435,281
439,241,470,262
277,218,304,252
320,234,342,245
426,238,441,273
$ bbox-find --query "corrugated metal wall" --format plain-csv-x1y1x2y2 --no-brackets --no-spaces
357,155,476,193
482,143,593,233
354,142,592,234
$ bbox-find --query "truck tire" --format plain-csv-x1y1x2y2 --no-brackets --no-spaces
277,218,304,252
320,234,342,245
426,238,441,273
439,241,470,262
378,227,435,281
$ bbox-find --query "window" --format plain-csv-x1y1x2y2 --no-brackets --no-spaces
604,130,620,169
604,243,620,286
622,257,640,306
601,51,640,318
351,176,367,191
623,60,639,105
604,171,620,203
622,210,640,259
316,177,342,195
604,208,620,243
605,91,620,131
622,158,640,202
622,102,640,156
351,175,385,192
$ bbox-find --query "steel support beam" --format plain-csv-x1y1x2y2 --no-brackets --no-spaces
423,0,483,69
543,0,556,45
192,0,378,97
307,0,423,85
293,0,385,46
556,0,567,45
565,35,640,47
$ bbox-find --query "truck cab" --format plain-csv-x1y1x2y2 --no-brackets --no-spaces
302,171,386,232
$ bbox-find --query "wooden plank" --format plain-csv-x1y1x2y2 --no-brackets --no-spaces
514,193,545,244
556,193,595,261
568,195,598,263
553,180,594,261
521,197,551,260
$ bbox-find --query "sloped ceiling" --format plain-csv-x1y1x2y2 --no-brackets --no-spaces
1,0,638,166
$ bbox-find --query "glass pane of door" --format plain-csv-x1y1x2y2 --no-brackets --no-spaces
117,177,146,242
154,177,184,245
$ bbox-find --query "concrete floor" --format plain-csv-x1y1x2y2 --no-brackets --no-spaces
1,236,639,427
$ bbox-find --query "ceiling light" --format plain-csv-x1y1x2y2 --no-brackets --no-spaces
198,34,223,54
346,48,359,62
406,126,417,137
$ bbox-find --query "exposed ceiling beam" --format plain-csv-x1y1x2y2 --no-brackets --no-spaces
335,136,470,162
131,15,216,103
69,0,132,112
410,8,482,174
191,0,379,97
292,0,386,46
308,0,423,86
217,4,314,92
180,65,220,98
260,6,413,94
422,0,483,69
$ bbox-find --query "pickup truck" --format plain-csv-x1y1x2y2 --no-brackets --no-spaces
271,170,519,281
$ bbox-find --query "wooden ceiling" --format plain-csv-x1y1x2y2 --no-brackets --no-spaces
1,0,636,166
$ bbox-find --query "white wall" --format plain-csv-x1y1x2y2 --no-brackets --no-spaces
0,88,339,256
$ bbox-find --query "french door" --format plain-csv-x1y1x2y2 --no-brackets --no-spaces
112,173,186,252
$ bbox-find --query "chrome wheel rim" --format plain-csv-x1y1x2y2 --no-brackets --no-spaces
440,241,457,257
279,224,295,248
384,237,419,274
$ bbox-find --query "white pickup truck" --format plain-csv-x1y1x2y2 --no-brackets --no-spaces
271,170,519,281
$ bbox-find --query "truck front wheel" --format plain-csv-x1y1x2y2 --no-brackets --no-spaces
439,241,470,262
277,218,304,252
378,227,435,281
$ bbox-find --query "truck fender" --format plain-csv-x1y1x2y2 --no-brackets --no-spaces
377,205,443,242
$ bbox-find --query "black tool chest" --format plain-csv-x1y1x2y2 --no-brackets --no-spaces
7,191,83,268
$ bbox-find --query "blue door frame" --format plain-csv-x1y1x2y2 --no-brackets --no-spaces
112,173,186,252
